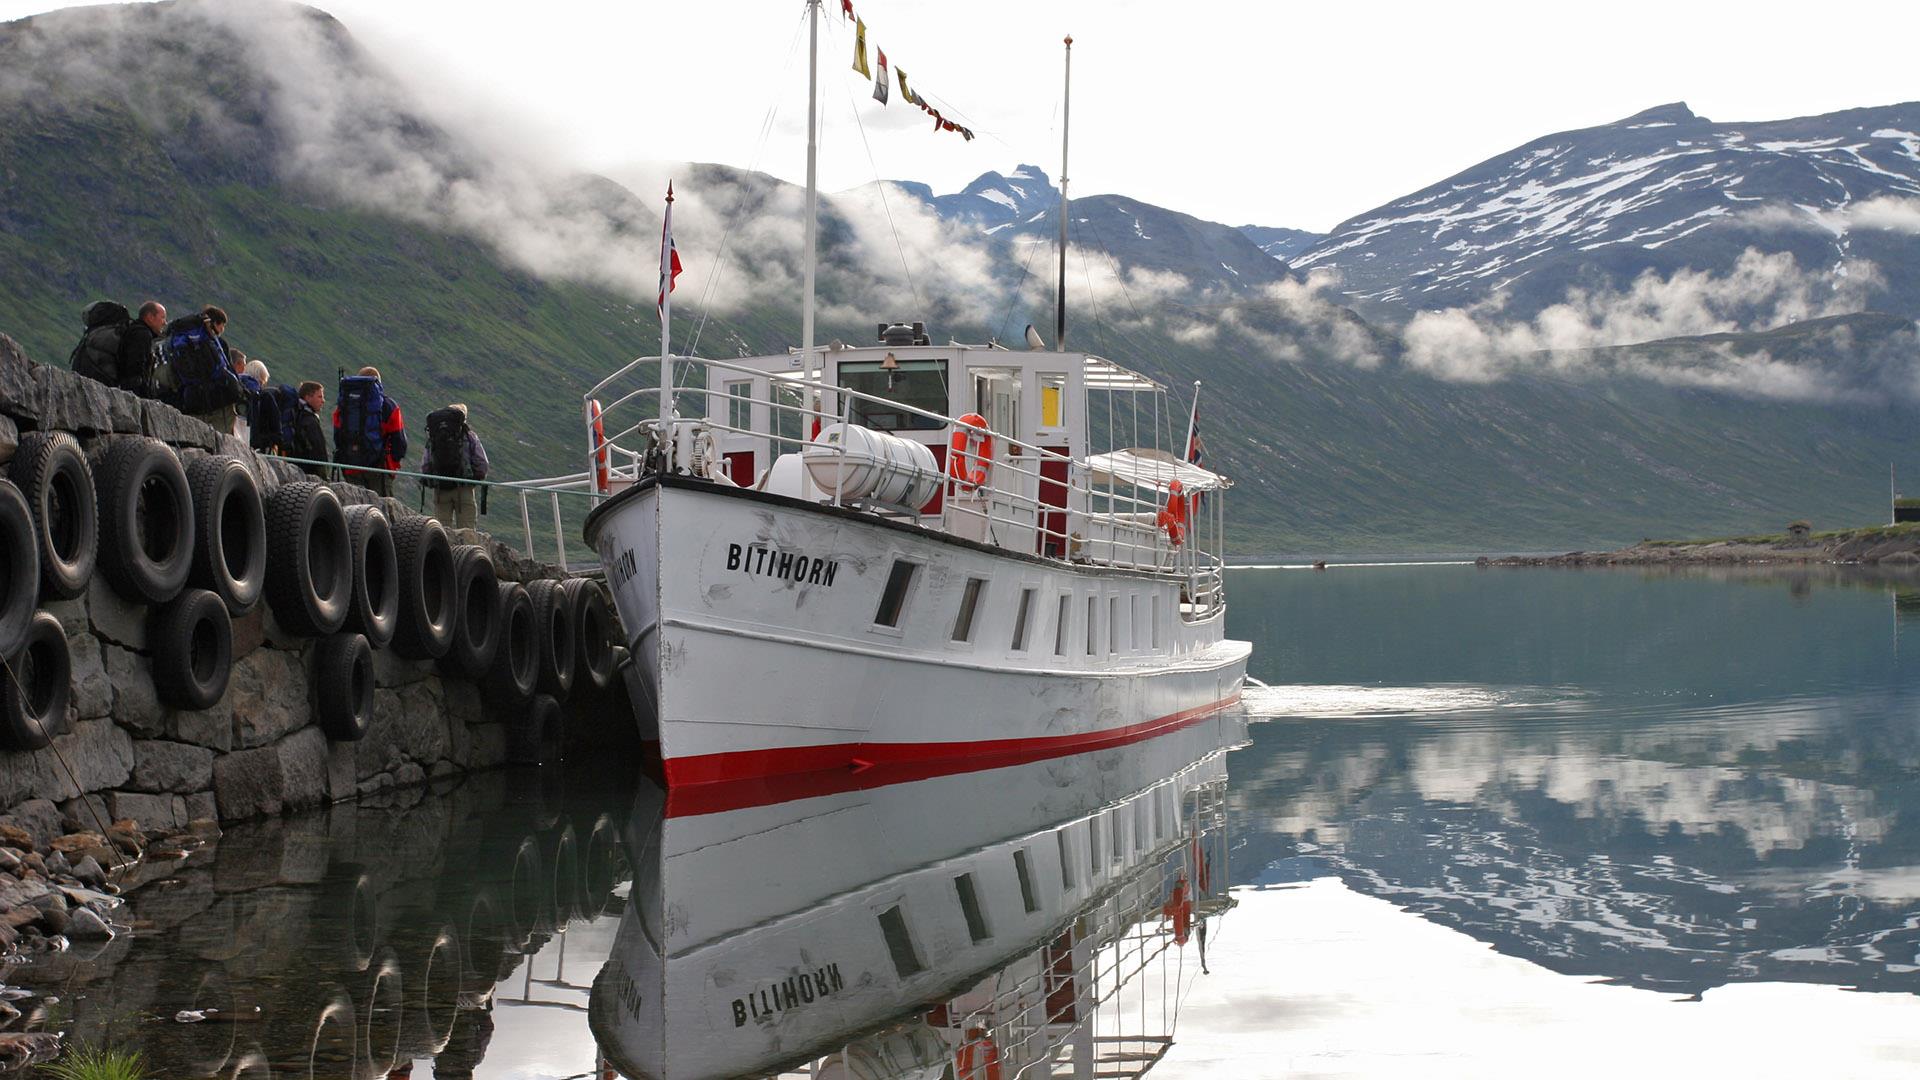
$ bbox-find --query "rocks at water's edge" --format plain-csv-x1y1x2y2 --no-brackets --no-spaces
1482,524,1920,568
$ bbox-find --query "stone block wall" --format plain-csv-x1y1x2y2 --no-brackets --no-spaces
0,332,617,839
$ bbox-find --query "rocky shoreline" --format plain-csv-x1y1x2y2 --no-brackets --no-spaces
1481,525,1920,568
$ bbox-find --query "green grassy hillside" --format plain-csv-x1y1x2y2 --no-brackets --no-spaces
4,2,1918,557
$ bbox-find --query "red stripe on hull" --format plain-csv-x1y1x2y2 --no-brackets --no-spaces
661,692,1242,817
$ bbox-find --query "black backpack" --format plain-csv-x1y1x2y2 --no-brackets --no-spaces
426,407,470,481
242,377,298,453
68,301,128,386
162,319,240,413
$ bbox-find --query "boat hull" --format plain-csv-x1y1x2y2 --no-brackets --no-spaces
586,477,1249,809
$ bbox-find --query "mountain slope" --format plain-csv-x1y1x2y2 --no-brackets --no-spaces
1238,225,1324,262
5,2,1920,556
895,165,1293,296
1295,101,1920,324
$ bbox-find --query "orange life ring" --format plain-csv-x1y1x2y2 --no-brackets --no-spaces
1163,874,1193,945
588,399,611,493
948,413,993,491
1157,479,1188,546
955,1026,1003,1080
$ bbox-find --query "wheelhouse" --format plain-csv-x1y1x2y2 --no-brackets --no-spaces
585,322,1230,618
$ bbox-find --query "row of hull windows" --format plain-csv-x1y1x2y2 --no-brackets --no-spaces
873,559,1168,657
874,783,1190,981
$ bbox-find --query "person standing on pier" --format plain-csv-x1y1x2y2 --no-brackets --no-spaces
334,366,407,497
425,403,490,530
291,380,330,478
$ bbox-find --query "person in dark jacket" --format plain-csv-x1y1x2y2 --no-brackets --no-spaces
115,301,167,396
425,403,491,530
292,381,330,478
333,365,407,497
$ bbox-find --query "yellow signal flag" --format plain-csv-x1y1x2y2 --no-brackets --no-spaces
852,18,871,78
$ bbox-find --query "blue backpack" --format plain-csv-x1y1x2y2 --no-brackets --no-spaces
162,320,240,414
335,375,388,468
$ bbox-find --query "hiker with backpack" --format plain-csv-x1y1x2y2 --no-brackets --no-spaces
69,299,166,395
291,381,330,478
334,366,407,497
424,403,491,530
159,305,245,433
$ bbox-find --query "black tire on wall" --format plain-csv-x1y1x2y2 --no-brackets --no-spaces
390,516,456,661
152,587,234,710
439,545,501,680
94,437,194,605
263,482,351,637
185,455,267,615
525,579,575,700
485,582,537,705
0,480,39,660
0,611,70,751
562,578,616,693
10,432,95,601
314,633,375,742
342,506,399,650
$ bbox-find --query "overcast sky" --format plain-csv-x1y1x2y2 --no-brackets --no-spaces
6,0,1919,231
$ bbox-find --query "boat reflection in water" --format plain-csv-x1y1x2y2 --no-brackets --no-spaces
590,710,1248,1079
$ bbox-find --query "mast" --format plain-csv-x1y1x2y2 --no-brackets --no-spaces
802,0,821,380
1055,34,1072,352
660,182,675,426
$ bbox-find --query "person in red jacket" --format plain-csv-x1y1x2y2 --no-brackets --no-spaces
333,365,408,497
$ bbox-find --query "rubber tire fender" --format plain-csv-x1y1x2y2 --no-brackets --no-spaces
562,577,616,693
485,582,538,704
525,578,575,700
439,544,501,680
93,437,194,605
10,431,94,601
185,455,266,615
0,480,38,660
342,505,399,650
313,632,375,741
151,587,234,710
390,515,456,660
263,481,351,637
0,611,71,751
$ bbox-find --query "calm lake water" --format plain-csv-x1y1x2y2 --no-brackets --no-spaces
11,563,1920,1077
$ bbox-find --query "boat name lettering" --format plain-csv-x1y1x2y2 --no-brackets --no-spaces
725,542,840,587
732,963,845,1027
606,963,644,1021
607,546,639,589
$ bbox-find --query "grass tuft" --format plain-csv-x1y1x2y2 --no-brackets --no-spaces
39,1045,147,1080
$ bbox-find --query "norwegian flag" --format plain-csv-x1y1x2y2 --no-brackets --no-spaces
657,182,683,310
1184,390,1206,510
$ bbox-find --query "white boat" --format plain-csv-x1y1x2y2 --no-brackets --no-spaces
578,5,1249,802
588,713,1246,1078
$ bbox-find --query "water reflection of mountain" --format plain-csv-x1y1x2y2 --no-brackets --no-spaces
8,764,632,1078
1229,704,1920,997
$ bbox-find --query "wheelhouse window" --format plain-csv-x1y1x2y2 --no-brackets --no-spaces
1039,371,1068,430
838,358,949,431
725,381,752,431
1011,587,1035,651
874,560,918,628
1086,596,1099,655
1056,829,1076,889
952,578,987,643
1109,597,1121,653
1053,593,1071,656
1152,593,1164,650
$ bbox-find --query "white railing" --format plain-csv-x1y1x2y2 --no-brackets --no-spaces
583,356,1227,618
275,456,599,574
